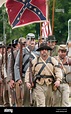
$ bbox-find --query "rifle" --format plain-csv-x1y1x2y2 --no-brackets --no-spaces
1,45,4,79
5,45,7,72
19,39,23,78
15,38,24,107
9,44,16,107
29,57,33,106
11,45,15,80
0,47,3,99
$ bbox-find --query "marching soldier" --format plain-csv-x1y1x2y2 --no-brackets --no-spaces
6,39,19,107
53,44,70,107
25,42,62,107
14,33,39,107
1,44,10,107
36,36,45,48
47,35,59,56
6,38,26,107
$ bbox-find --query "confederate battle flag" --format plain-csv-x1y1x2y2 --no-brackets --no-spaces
6,0,47,29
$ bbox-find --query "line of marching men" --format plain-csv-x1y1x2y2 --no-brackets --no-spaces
0,33,71,107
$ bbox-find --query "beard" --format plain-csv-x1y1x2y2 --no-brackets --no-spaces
42,52,48,58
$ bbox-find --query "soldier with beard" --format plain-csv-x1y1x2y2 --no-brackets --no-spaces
47,35,59,56
53,44,70,107
14,33,39,107
25,42,62,107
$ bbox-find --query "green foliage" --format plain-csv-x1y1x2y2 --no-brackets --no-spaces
50,0,71,44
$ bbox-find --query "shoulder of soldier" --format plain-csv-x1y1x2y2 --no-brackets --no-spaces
53,55,58,60
8,52,11,57
23,47,29,54
55,44,59,47
32,56,39,64
54,45,59,50
51,56,59,65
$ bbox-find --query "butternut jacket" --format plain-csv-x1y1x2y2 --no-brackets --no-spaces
54,55,71,76
25,56,62,85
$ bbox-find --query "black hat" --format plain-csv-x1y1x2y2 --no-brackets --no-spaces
36,42,52,51
47,35,58,42
7,44,11,49
12,39,18,45
12,39,18,48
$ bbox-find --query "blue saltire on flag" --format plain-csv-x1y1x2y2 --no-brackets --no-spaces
6,0,47,29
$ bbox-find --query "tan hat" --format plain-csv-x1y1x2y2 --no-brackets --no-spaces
19,37,26,44
58,44,67,50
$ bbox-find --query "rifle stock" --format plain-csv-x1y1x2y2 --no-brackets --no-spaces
8,85,16,107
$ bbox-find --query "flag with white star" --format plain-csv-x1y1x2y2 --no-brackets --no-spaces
6,0,47,29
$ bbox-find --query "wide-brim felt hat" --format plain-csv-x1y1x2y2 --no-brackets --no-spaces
36,42,52,51
47,35,58,42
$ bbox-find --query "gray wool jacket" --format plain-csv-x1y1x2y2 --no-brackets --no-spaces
14,46,39,82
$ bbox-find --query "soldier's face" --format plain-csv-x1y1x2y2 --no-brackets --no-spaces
48,41,56,49
29,38,36,47
59,50,67,59
40,49,48,57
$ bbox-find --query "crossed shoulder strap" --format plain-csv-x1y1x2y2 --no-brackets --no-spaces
25,47,37,59
37,57,52,75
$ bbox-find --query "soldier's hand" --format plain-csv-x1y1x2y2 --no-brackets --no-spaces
26,82,31,89
9,80,15,88
54,80,60,87
17,79,22,85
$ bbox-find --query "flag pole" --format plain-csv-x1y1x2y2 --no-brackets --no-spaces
47,0,49,21
52,0,56,35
